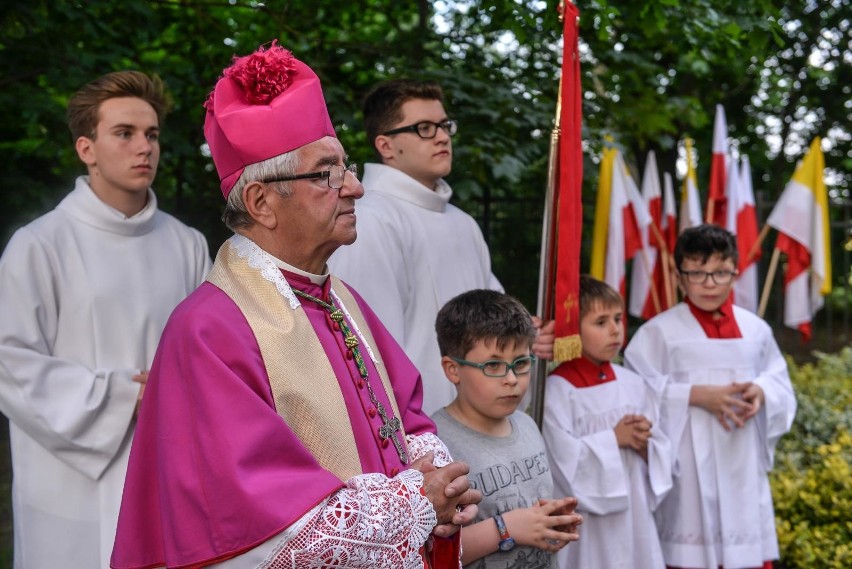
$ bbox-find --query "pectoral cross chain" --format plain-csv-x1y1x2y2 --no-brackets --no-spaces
377,402,408,464
291,288,409,466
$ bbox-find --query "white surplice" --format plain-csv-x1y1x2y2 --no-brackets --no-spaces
624,303,796,569
0,176,210,569
328,163,502,414
543,364,672,569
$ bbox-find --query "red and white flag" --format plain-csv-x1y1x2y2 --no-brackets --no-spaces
658,171,679,310
679,138,703,233
706,104,728,226
727,156,761,312
766,138,831,341
593,150,651,299
629,151,665,319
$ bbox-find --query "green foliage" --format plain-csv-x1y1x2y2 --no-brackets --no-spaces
771,348,852,568
0,0,849,308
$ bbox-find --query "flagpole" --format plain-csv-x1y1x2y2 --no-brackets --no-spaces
648,221,674,308
758,247,781,318
744,224,772,268
530,74,562,428
532,0,583,427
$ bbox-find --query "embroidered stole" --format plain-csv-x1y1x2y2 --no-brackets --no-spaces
206,239,405,481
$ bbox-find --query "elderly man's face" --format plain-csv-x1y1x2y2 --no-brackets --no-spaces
272,136,364,269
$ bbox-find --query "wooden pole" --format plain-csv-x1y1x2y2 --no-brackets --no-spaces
648,221,673,309
638,246,662,314
758,247,781,318
743,224,771,268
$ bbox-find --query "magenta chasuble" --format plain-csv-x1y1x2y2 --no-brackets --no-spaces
112,235,436,568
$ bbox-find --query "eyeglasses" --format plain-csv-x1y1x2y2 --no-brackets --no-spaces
449,355,536,378
381,119,458,139
679,269,738,285
263,163,358,190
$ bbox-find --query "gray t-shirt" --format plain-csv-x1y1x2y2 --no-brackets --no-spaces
432,408,556,569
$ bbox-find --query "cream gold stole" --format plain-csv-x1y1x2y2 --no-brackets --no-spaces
206,237,405,481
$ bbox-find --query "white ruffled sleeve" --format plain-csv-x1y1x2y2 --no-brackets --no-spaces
212,470,437,569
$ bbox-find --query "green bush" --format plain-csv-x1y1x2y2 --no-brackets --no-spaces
771,347,852,569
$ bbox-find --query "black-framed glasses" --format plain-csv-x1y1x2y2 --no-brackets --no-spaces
263,163,358,190
381,119,458,139
449,355,536,378
679,269,738,285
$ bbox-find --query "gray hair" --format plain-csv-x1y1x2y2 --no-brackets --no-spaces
222,150,302,232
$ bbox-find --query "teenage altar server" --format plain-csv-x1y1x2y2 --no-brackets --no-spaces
328,79,503,415
111,41,480,569
543,275,672,568
0,71,210,569
625,224,796,569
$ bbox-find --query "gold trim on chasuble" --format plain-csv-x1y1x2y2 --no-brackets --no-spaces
206,240,405,481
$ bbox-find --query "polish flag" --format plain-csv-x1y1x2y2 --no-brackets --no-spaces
629,151,665,319
766,138,831,341
706,104,728,226
658,172,679,310
727,156,761,313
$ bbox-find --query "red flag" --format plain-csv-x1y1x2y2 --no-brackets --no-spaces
706,104,728,226
552,0,583,362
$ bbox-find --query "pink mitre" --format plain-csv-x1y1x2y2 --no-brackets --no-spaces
204,40,336,198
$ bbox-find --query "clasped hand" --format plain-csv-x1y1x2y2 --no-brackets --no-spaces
614,413,652,455
509,497,582,553
691,382,765,431
412,452,482,538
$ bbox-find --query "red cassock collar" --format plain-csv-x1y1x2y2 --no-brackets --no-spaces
551,355,617,388
684,295,742,339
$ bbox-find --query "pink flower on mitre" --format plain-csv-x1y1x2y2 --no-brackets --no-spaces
222,40,299,106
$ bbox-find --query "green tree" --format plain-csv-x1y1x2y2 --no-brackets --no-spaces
5,0,848,309
1,0,850,562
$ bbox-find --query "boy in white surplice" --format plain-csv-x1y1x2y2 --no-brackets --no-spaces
543,275,673,569
624,224,796,569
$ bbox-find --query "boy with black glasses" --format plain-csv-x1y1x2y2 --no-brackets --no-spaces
624,224,796,569
432,289,581,568
327,79,507,417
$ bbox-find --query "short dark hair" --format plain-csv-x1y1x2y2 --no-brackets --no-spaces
435,289,536,358
579,274,623,319
363,78,444,157
67,71,169,141
674,224,738,269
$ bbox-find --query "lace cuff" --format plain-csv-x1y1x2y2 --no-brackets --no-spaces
261,470,435,569
405,431,453,467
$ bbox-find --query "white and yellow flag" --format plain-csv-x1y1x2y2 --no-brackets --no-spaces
766,137,831,340
679,138,703,233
